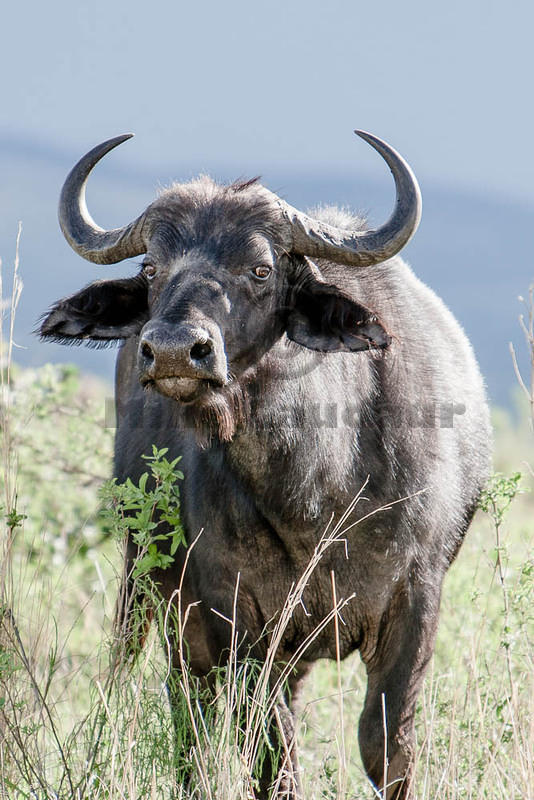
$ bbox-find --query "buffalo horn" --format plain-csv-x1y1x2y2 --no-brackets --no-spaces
58,134,147,264
275,130,422,267
59,131,420,269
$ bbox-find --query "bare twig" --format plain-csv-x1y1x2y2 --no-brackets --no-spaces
509,284,534,430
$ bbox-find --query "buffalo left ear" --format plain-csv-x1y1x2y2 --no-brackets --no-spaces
286,269,390,353
39,276,149,344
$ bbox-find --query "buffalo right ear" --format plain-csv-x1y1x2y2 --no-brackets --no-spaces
285,257,391,353
39,276,149,344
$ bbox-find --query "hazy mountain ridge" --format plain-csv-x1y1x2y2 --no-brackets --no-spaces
1,136,532,407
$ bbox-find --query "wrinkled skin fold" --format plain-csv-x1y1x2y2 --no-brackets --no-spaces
41,132,491,799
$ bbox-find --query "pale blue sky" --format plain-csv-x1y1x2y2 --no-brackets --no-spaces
1,0,533,204
0,0,532,406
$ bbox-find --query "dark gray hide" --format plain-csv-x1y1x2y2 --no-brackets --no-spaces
40,133,491,800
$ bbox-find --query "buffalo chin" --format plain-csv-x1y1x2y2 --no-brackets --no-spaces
154,376,206,404
144,372,250,443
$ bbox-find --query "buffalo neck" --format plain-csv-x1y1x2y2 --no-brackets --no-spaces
222,342,381,528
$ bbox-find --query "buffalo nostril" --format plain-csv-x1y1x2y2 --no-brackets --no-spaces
140,340,154,361
190,341,212,361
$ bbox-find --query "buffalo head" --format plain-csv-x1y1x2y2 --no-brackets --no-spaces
41,132,421,431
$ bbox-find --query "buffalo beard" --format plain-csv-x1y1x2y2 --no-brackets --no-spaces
181,377,251,445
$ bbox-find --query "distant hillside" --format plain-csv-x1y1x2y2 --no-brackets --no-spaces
1,135,532,408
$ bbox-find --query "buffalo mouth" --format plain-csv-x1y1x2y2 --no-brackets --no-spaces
142,375,223,404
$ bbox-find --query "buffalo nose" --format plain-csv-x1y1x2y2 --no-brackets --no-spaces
138,325,226,384
140,337,212,364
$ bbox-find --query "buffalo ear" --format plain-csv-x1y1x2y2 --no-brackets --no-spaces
39,276,149,344
286,267,390,353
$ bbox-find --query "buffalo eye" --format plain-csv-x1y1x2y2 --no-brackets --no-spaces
143,262,157,280
251,265,272,280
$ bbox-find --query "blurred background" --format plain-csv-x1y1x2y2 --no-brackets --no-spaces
0,0,532,408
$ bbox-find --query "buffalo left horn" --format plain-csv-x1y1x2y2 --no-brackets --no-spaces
58,134,148,265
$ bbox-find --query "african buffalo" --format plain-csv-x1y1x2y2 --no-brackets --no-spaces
41,131,491,799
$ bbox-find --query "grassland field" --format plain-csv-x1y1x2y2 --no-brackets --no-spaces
0,344,532,798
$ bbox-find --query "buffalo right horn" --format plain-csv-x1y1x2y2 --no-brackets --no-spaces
273,130,422,267
58,134,148,265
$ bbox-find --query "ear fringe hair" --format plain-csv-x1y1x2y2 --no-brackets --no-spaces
37,332,124,350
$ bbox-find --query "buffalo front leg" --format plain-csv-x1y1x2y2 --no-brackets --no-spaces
255,688,301,800
358,583,441,799
166,668,216,796
156,579,217,796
